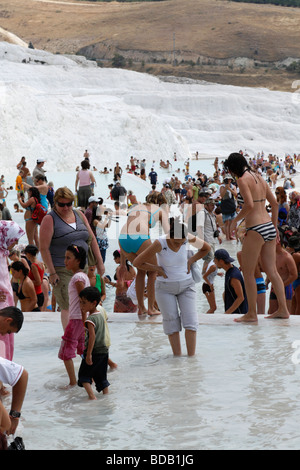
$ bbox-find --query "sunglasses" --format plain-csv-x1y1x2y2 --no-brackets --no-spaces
57,201,73,207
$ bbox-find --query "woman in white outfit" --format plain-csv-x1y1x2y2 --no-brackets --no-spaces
133,218,210,356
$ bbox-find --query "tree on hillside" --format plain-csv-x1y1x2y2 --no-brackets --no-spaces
112,54,126,68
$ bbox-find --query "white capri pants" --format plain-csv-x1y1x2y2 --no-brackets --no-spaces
155,278,198,335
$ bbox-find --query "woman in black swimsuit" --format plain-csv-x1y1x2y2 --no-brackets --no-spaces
10,261,39,312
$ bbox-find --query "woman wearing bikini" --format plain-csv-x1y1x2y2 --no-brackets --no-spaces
224,152,290,323
118,192,169,316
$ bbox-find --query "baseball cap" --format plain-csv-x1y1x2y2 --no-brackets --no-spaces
37,158,45,163
223,174,233,181
88,196,99,203
214,249,234,263
204,198,216,205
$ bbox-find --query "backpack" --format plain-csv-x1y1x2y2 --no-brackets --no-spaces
31,198,47,225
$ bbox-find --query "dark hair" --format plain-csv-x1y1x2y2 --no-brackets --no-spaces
81,159,90,170
66,245,87,269
113,249,131,274
35,175,47,182
223,152,250,178
169,217,187,240
11,261,29,277
24,244,39,256
0,306,24,332
28,186,41,203
79,286,101,305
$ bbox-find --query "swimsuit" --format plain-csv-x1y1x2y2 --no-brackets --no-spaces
256,277,266,294
270,284,293,301
16,282,28,300
246,221,277,242
119,234,150,253
119,207,160,253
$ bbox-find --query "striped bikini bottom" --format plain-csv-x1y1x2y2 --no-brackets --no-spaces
246,221,277,242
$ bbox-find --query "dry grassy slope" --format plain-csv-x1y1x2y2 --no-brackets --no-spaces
0,0,300,90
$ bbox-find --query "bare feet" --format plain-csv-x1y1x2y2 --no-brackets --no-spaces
138,307,147,316
265,310,290,319
234,313,258,323
109,361,118,370
206,309,215,314
60,383,77,390
148,309,161,316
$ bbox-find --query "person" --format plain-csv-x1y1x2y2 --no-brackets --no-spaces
16,156,26,171
0,203,12,221
78,287,110,399
214,249,248,315
118,193,169,316
106,250,137,313
58,245,90,388
15,171,24,194
113,162,122,181
287,191,300,231
110,181,127,202
140,168,146,181
133,217,210,356
23,175,49,212
164,184,176,206
224,152,290,322
39,187,104,331
20,161,31,185
0,185,8,208
219,175,237,240
84,196,99,235
0,400,10,449
94,211,110,264
87,265,106,305
13,203,23,213
202,259,221,314
202,198,222,271
75,160,96,210
10,261,39,312
286,235,300,315
32,158,46,181
266,239,297,316
275,186,290,217
237,251,266,315
17,186,41,247
148,168,158,186
127,190,138,206
0,352,28,436
47,181,55,208
0,222,25,360
23,245,45,309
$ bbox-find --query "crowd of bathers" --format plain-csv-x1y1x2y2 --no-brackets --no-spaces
1,149,300,318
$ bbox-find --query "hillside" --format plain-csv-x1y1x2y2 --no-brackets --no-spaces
0,0,300,91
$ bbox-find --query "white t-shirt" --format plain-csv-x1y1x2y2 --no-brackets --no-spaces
156,235,192,282
0,357,23,387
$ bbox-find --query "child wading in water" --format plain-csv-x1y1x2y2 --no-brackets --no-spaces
78,287,110,399
58,245,90,388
